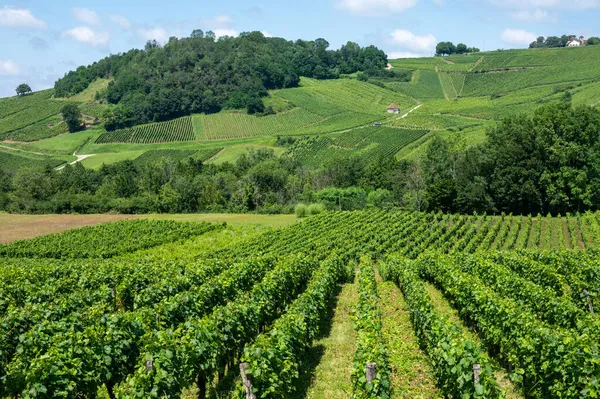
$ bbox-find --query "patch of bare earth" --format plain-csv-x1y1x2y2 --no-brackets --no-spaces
0,214,138,243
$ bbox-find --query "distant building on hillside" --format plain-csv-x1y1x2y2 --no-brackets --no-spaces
568,36,587,47
387,104,400,114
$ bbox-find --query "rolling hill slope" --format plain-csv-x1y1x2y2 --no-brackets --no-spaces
0,46,599,169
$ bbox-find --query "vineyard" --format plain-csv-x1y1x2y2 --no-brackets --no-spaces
193,78,415,141
285,127,427,165
384,70,445,100
132,148,223,165
95,116,195,144
0,219,220,258
0,90,66,139
0,210,599,398
0,149,68,173
1,115,68,142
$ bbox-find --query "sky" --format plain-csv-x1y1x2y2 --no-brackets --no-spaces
0,0,599,98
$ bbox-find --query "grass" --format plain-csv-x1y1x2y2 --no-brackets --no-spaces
80,151,145,169
24,129,100,155
303,281,358,399
56,78,112,103
209,143,285,164
378,280,441,398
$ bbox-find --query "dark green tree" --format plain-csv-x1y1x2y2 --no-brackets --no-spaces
16,83,32,96
588,37,600,45
456,43,468,54
544,36,562,47
436,42,456,56
246,97,265,114
61,103,83,132
422,135,457,212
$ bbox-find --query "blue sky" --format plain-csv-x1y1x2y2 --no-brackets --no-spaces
0,0,599,98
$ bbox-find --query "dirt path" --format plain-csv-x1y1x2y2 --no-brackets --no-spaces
398,104,423,119
56,152,95,170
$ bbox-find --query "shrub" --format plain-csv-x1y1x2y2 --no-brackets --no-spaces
308,203,325,216
295,203,308,218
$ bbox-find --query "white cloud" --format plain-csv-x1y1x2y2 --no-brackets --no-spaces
511,8,555,21
62,27,110,47
433,0,445,6
110,15,131,29
388,51,425,59
0,60,20,76
501,28,537,45
337,0,418,15
262,31,273,38
137,27,170,43
214,29,239,38
390,29,437,52
72,8,100,26
0,7,46,29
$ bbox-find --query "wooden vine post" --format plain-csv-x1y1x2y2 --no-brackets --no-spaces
366,362,377,382
583,289,594,313
240,362,257,399
473,364,481,384
145,360,153,373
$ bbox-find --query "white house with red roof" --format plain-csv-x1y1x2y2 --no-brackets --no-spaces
387,104,400,114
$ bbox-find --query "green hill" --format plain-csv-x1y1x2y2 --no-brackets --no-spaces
0,45,599,170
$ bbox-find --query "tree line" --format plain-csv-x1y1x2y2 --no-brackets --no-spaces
1,102,597,216
529,35,600,49
435,42,480,56
414,102,600,215
54,31,387,130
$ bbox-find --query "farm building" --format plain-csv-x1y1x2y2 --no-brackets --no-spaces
387,104,400,114
568,36,587,47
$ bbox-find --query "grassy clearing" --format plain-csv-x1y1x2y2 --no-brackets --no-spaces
55,78,112,103
80,151,145,168
24,130,100,155
304,281,358,399
378,280,441,398
0,213,297,243
209,143,285,164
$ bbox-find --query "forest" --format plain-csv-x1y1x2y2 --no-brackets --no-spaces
1,102,598,216
54,31,388,129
